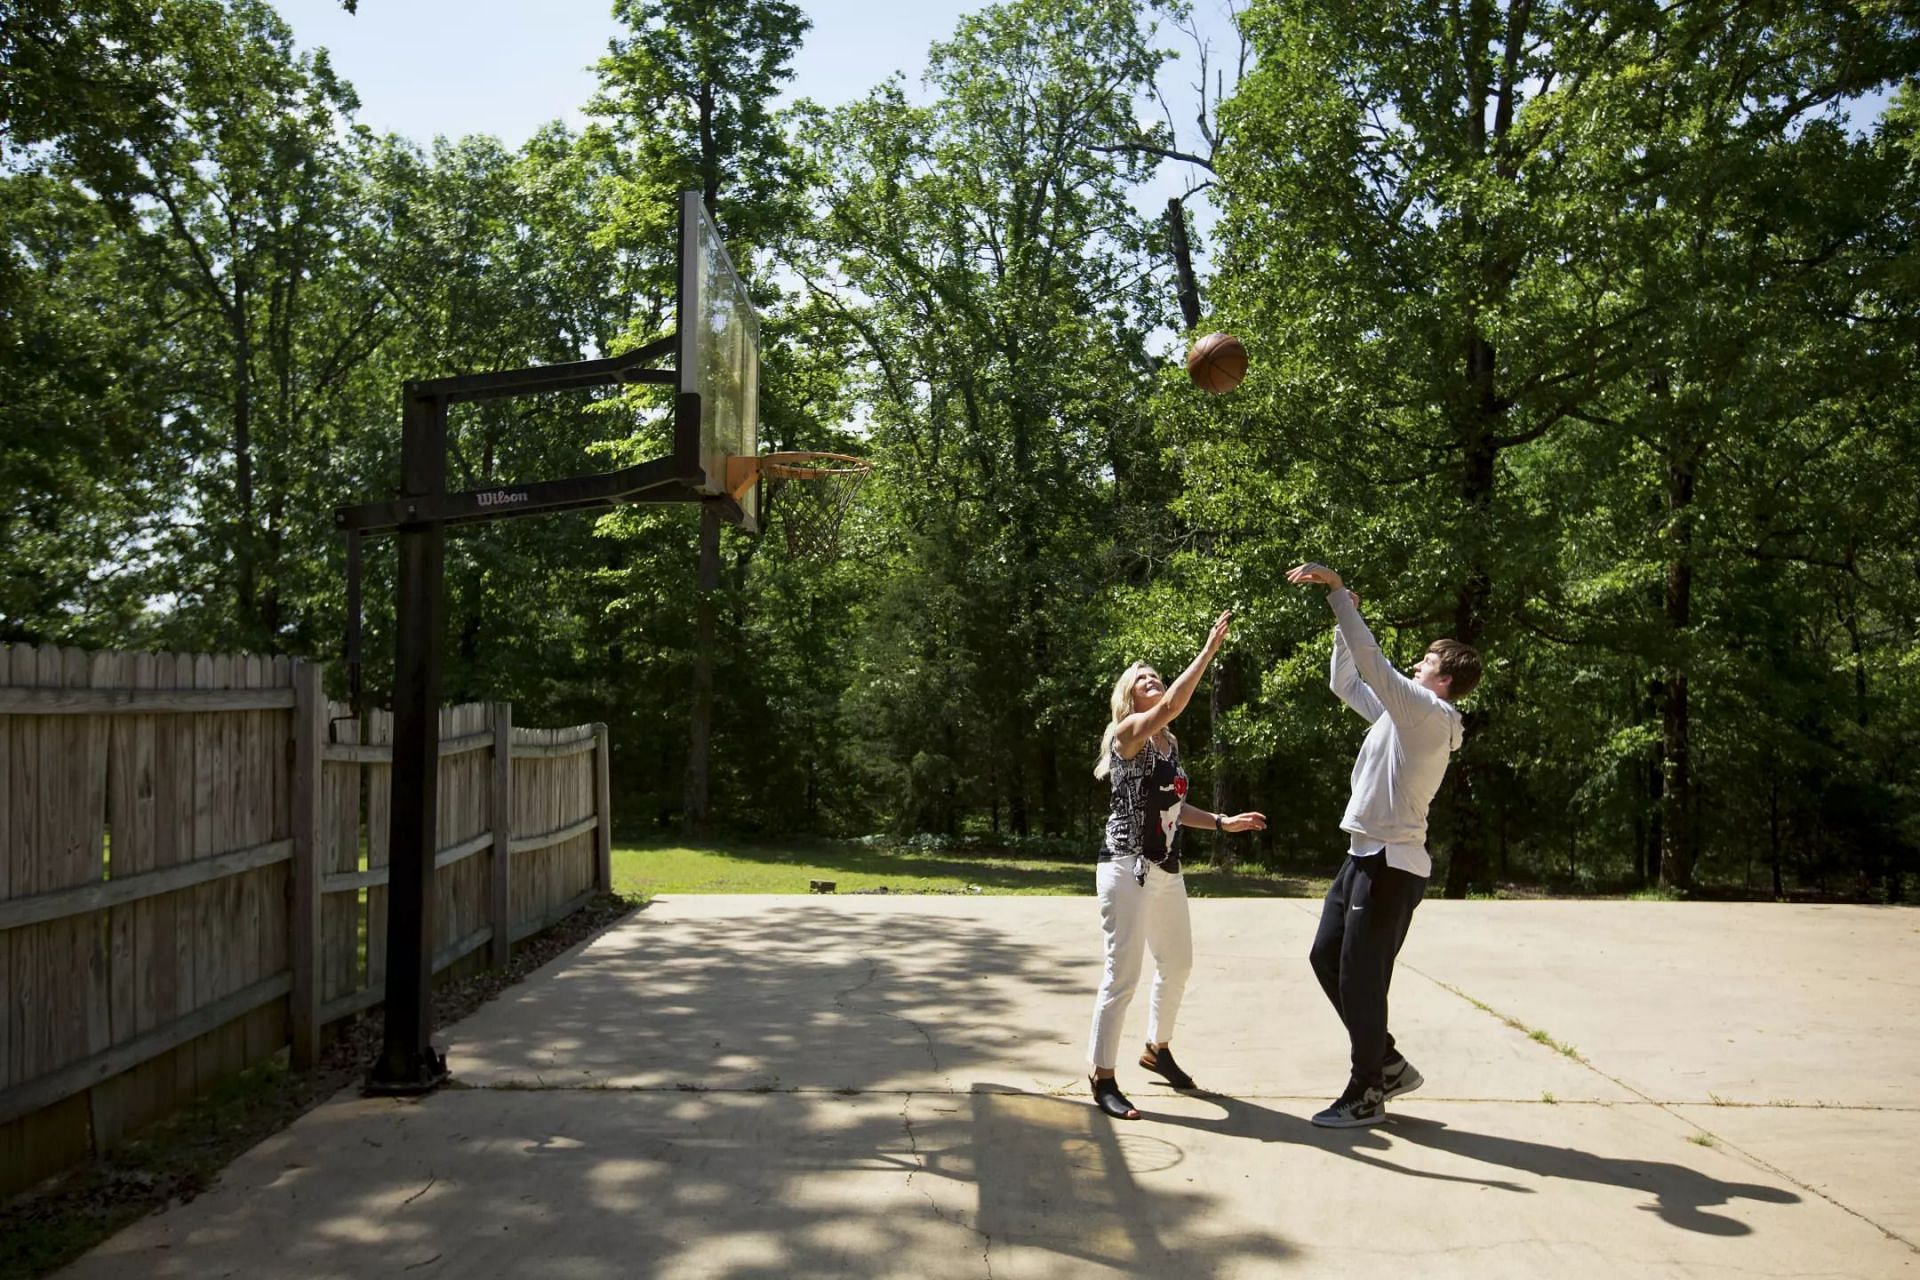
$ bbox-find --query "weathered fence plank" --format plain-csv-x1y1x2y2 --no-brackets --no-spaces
490,704,512,968
290,663,325,1068
1,645,609,1196
594,724,612,893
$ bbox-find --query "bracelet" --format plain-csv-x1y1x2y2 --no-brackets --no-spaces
1215,812,1225,830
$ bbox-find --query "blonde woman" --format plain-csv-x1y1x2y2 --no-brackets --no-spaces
1087,611,1267,1120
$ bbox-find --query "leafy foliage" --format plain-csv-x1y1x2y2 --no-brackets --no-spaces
3,0,1915,899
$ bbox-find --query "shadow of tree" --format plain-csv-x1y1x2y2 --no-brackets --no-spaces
69,906,1303,1278
440,906,1093,1091
961,1086,1297,1270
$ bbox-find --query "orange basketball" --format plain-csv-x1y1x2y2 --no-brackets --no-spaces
1187,332,1248,394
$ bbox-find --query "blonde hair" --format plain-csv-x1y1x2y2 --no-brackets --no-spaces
1094,662,1155,780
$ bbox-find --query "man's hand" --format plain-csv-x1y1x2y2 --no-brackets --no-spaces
1287,563,1345,592
1220,811,1267,833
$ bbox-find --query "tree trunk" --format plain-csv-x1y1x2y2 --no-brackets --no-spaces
1770,774,1784,900
1659,420,1698,892
232,291,259,643
1010,748,1029,836
1040,731,1058,837
1165,198,1201,331
1441,338,1498,900
1646,726,1665,886
682,505,721,836
1211,656,1236,872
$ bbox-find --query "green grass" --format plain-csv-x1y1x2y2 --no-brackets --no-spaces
1438,980,1587,1063
610,839,1328,899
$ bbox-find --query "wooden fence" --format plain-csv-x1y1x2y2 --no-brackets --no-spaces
0,644,612,1195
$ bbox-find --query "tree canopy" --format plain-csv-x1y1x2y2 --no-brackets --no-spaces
4,0,1916,898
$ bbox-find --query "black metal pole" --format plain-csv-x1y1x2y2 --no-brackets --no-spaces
369,386,449,1094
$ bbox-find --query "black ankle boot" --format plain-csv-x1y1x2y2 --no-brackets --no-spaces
1090,1075,1140,1119
1139,1042,1196,1090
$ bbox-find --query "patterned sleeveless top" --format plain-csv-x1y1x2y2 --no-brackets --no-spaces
1100,734,1189,881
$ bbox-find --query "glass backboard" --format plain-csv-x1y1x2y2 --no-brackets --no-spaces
679,192,760,530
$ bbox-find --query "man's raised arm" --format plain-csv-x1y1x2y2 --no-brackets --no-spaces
1288,563,1434,727
1330,598,1385,722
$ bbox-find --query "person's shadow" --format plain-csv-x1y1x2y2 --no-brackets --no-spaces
1147,1092,1528,1191
1386,1114,1798,1235
1148,1093,1797,1236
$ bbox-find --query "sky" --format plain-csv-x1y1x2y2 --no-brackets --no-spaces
271,0,1243,156
264,0,1889,311
271,0,1239,284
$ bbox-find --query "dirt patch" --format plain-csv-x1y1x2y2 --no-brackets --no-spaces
0,894,641,1280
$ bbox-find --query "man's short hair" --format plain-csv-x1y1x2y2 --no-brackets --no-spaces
1427,639,1483,700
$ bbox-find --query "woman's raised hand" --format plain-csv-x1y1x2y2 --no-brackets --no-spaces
1204,610,1232,655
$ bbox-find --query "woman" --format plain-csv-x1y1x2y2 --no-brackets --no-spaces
1088,610,1267,1119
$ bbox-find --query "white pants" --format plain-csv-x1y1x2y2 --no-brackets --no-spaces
1086,860,1194,1070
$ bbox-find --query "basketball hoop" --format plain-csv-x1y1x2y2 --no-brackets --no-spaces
725,451,872,560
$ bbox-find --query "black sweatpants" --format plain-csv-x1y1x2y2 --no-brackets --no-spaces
1309,853,1427,1091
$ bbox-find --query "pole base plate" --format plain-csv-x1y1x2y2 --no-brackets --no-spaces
365,1045,450,1097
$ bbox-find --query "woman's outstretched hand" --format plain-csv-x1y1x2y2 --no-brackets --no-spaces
1204,610,1232,655
1219,812,1267,833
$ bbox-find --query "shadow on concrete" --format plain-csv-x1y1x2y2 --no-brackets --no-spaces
962,1086,1296,1271
444,906,1095,1091
1384,1115,1800,1235
72,1083,1301,1277
1154,1092,1801,1238
1145,1090,1531,1191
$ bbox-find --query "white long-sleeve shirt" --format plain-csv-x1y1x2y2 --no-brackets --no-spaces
1326,590,1464,877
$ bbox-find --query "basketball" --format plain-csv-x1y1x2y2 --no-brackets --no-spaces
1187,332,1248,394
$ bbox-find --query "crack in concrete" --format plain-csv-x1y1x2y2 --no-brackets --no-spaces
901,1094,993,1279
836,949,944,1076
832,957,881,1006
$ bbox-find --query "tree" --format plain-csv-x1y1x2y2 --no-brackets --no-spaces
1207,0,1920,893
0,171,175,642
795,0,1176,835
591,0,810,835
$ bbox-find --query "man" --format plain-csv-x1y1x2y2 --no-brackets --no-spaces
1287,562,1482,1128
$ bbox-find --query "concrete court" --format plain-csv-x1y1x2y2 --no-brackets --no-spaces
62,896,1920,1279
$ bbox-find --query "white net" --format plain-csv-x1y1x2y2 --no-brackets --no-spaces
762,452,872,561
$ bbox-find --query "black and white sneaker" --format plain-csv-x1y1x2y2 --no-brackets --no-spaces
1383,1057,1424,1100
1311,1082,1386,1128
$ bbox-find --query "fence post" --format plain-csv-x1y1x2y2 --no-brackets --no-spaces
490,702,513,968
593,723,612,894
289,661,325,1068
